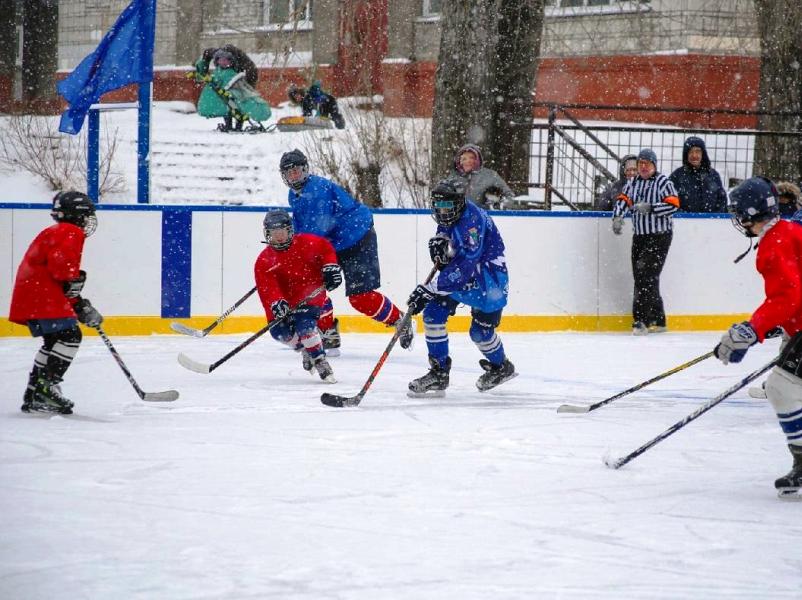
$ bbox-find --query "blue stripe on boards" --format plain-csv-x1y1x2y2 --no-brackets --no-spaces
161,209,192,318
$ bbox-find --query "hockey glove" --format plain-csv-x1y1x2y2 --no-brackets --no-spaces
612,216,624,236
633,202,653,215
407,284,436,315
428,234,454,266
321,263,343,291
271,299,291,320
63,270,87,298
714,321,758,365
74,298,103,328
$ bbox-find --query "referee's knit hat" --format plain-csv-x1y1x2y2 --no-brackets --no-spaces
637,148,658,168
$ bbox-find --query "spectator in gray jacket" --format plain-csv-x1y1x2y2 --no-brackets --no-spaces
448,144,515,210
595,154,637,211
669,136,727,213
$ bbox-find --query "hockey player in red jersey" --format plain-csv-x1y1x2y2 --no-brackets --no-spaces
256,209,341,383
9,191,103,414
714,177,802,499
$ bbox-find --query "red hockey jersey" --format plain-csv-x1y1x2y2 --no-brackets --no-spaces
9,222,85,325
750,219,802,341
254,232,337,320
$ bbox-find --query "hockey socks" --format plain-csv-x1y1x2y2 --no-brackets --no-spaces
349,291,400,325
317,296,335,332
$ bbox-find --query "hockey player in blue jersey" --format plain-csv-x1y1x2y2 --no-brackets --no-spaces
406,180,517,395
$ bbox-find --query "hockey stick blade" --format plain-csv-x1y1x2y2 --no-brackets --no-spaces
141,389,180,402
320,392,362,408
170,321,206,338
177,352,212,374
556,403,591,414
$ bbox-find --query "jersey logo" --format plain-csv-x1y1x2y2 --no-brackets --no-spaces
467,227,479,246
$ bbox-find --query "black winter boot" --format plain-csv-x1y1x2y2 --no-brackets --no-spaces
775,444,802,499
408,356,450,397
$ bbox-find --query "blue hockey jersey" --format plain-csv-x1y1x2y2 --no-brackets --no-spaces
430,201,508,312
288,174,373,252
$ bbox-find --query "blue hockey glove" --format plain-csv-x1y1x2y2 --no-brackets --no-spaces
428,235,454,266
612,216,624,235
271,299,290,320
63,270,86,298
74,297,103,328
407,284,436,315
633,202,653,215
714,321,758,365
321,263,343,291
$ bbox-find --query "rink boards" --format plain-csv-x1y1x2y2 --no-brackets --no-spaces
0,204,759,336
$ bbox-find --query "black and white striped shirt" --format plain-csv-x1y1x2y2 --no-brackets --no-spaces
613,173,679,235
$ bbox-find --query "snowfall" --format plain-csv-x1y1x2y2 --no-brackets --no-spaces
1,329,801,599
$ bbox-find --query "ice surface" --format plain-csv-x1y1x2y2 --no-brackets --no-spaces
1,331,799,598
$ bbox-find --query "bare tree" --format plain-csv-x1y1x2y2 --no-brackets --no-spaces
752,0,802,182
431,0,545,189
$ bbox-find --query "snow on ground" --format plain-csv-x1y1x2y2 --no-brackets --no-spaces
1,330,800,598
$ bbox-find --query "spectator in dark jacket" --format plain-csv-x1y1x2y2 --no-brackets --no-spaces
202,45,258,87
595,154,637,211
777,181,801,218
669,136,727,213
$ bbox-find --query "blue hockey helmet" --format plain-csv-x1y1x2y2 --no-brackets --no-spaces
430,180,466,226
279,149,309,191
263,209,294,250
728,176,779,237
52,191,97,237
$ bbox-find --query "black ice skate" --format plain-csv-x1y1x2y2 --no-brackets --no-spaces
320,319,341,357
23,377,73,414
394,314,415,350
776,445,802,500
312,355,337,384
408,357,450,398
300,349,314,374
476,358,518,392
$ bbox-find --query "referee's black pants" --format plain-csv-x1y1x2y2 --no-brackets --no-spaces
631,231,672,327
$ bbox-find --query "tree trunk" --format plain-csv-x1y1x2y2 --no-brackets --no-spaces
430,1,498,184
487,0,544,195
752,0,802,183
431,0,545,193
22,0,58,102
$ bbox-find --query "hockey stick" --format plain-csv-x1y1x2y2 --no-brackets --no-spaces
604,358,777,470
170,286,257,338
321,265,439,408
96,325,179,402
557,351,714,414
177,286,325,374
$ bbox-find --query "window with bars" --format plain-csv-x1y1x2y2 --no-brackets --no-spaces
265,0,313,25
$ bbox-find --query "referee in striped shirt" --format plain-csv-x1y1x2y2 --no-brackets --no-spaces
612,148,680,335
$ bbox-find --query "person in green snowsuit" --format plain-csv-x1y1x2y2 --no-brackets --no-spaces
194,48,271,132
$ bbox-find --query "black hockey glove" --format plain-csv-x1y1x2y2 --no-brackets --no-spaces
407,284,436,315
428,235,453,266
271,299,290,320
74,298,103,328
63,270,87,298
321,263,343,291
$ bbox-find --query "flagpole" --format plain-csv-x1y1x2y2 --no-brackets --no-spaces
137,81,151,204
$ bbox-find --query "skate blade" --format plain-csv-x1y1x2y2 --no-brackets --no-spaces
320,375,337,384
476,371,519,392
406,390,446,399
777,488,802,501
325,348,341,358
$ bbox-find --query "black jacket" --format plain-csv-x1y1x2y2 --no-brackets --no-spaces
669,136,727,213
202,45,258,87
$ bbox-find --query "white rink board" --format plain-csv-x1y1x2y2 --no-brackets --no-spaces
0,206,765,319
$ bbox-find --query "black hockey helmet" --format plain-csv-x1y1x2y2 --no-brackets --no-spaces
279,149,310,191
430,180,466,226
263,209,294,250
51,191,97,237
728,176,779,237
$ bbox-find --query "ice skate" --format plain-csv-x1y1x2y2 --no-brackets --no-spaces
312,355,337,384
300,349,314,375
476,358,517,392
23,377,73,414
407,357,450,398
394,314,415,350
320,319,341,357
776,445,802,500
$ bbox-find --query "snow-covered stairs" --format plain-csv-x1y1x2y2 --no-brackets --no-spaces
150,138,267,204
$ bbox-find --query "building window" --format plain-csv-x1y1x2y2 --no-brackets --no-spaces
422,0,441,17
546,0,649,14
265,0,313,25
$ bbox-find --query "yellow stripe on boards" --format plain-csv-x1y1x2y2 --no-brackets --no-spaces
1,314,752,337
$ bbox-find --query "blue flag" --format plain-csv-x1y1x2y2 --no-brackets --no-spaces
57,0,155,134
